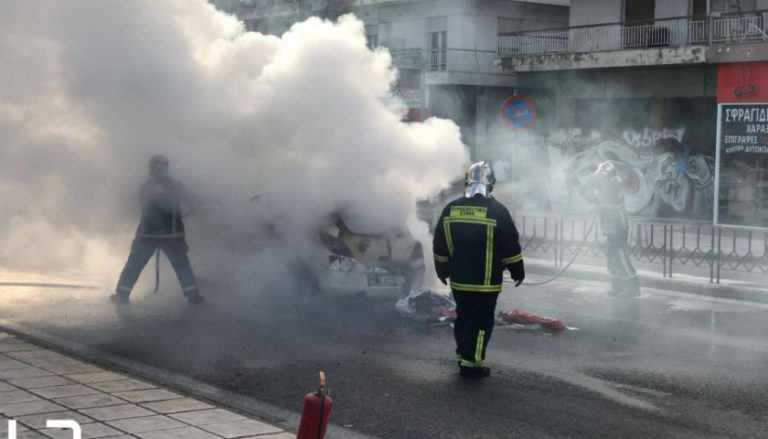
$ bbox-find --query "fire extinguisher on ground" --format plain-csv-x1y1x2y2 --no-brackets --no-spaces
296,371,333,439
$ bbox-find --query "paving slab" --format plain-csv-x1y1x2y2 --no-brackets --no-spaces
64,372,122,384
198,420,282,438
0,368,53,380
9,377,73,390
107,415,187,434
0,359,29,370
0,390,40,405
0,400,67,417
30,385,100,399
169,409,247,426
139,398,213,414
15,411,94,429
40,422,123,439
113,389,180,404
80,404,156,422
53,393,127,410
0,418,29,432
17,431,46,439
90,380,156,393
136,426,221,439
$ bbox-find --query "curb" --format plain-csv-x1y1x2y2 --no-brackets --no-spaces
0,318,376,439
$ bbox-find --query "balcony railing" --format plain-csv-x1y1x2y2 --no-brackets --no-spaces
499,10,768,57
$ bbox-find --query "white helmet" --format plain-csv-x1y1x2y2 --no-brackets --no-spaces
464,161,496,199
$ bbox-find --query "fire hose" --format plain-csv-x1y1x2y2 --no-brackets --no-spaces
522,212,598,287
153,249,160,294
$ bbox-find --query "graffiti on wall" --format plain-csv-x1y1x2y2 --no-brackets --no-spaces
491,127,715,221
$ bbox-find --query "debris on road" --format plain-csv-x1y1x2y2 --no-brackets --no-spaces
498,310,567,333
396,288,456,325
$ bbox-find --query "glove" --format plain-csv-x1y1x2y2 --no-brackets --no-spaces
507,261,525,287
438,277,448,286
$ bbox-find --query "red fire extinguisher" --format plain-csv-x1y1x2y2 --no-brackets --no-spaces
296,371,333,439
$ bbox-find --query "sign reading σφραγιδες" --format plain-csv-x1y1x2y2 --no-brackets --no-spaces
716,103,768,228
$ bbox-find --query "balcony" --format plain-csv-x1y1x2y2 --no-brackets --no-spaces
498,10,768,58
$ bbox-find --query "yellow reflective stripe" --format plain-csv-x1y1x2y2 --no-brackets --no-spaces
502,253,523,265
484,225,493,286
475,330,486,364
459,358,485,367
443,221,454,256
450,281,502,292
450,206,487,218
444,218,497,227
434,254,450,263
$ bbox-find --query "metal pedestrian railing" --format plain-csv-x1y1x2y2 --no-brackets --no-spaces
513,213,768,284
499,10,768,57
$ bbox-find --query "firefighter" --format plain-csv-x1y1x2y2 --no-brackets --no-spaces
112,154,205,305
433,161,525,378
590,161,640,297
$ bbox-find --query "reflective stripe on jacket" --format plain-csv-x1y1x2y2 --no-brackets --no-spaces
432,196,522,293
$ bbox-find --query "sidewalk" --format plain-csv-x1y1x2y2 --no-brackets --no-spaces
525,257,768,304
0,333,292,439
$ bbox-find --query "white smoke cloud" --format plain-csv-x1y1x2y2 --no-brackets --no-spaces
0,1,468,286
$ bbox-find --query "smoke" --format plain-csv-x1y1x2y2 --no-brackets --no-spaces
0,1,468,287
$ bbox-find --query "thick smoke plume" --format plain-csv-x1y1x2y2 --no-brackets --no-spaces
0,1,468,287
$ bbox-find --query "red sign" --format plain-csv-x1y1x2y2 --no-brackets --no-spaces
717,63,768,103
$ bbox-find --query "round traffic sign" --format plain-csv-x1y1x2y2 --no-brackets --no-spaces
501,96,536,130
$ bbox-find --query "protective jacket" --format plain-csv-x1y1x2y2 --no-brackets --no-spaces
136,178,188,238
433,196,523,293
589,174,628,236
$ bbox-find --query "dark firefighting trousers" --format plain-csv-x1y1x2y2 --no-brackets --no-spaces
452,290,499,367
605,231,639,294
116,237,199,296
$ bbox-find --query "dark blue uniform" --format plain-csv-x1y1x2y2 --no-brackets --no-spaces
115,178,200,298
433,195,523,369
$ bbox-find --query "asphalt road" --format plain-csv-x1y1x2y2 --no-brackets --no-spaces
1,271,768,439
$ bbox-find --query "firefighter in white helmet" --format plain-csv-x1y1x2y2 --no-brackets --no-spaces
433,161,524,378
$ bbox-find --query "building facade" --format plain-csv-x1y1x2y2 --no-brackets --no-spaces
495,0,768,226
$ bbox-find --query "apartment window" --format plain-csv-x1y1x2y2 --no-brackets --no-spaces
711,0,757,13
691,0,707,18
430,31,447,71
366,34,378,50
624,0,654,24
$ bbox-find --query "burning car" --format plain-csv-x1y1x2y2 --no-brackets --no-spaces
315,215,425,298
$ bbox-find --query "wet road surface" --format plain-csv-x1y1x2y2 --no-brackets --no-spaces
1,272,768,439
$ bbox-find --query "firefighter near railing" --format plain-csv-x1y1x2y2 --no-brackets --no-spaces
513,212,768,284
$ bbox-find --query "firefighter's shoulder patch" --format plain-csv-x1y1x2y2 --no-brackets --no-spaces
450,206,487,218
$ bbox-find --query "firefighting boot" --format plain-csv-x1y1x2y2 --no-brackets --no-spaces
185,291,205,305
459,365,491,379
110,292,130,304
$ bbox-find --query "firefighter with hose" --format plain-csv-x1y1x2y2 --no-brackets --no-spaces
433,161,525,378
587,160,640,298
112,154,205,305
